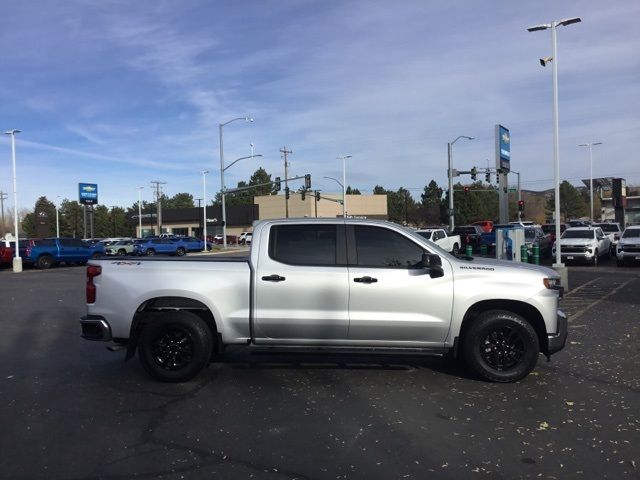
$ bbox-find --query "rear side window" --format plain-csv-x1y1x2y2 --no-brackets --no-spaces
60,239,86,247
269,224,338,266
354,226,424,268
35,239,56,247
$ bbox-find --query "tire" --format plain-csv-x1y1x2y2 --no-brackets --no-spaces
146,249,156,256
462,310,540,383
92,252,101,259
138,311,214,382
117,249,126,256
452,244,460,256
37,255,54,269
176,247,186,257
592,250,598,266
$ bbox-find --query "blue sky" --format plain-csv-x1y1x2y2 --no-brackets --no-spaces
1,0,639,211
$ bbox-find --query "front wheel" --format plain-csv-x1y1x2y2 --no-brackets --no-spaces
462,310,539,383
452,244,460,256
138,311,214,382
176,247,186,257
37,255,54,269
592,250,599,266
146,249,156,256
117,249,126,256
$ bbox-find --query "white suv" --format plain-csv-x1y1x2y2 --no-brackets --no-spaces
552,226,611,266
616,225,640,266
593,222,622,254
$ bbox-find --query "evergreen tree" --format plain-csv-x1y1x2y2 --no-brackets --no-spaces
346,186,361,195
420,180,442,225
545,181,588,221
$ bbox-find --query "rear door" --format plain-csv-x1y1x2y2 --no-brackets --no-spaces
347,224,454,346
254,223,349,342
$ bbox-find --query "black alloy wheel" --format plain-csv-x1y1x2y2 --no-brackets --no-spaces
117,249,126,256
462,310,539,383
146,249,156,256
176,247,186,257
150,327,194,371
37,255,53,269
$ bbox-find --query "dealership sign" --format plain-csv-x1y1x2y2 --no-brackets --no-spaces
495,124,511,173
79,183,98,205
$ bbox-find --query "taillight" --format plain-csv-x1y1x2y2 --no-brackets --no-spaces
86,265,101,303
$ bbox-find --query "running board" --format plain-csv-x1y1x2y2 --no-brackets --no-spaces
247,344,448,356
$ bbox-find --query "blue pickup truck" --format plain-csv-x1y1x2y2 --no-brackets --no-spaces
172,236,211,252
20,237,101,269
133,238,185,256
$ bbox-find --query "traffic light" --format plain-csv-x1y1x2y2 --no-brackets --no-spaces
464,186,470,194
485,171,491,183
301,189,306,201
304,174,311,190
470,167,477,181
285,187,290,200
315,190,321,201
274,177,281,191
518,200,525,212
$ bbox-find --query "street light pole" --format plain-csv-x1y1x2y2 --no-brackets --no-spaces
201,170,209,252
447,135,474,231
4,129,22,273
137,187,144,237
578,142,603,222
55,196,61,237
219,116,253,249
528,17,581,271
337,155,352,217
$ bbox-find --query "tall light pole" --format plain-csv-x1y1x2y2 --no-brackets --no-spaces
578,142,603,222
323,176,344,216
447,135,474,231
337,155,352,218
55,195,61,237
4,129,22,273
528,16,581,271
201,170,209,252
219,116,253,249
137,187,144,237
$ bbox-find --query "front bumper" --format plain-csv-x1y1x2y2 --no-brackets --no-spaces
80,315,112,341
547,310,567,355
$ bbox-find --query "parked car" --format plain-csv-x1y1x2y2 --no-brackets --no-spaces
451,225,484,252
238,232,251,245
133,238,185,256
172,236,211,252
615,225,640,266
213,234,238,245
105,240,135,256
0,241,13,267
471,220,493,233
592,222,622,254
20,237,97,269
552,227,611,265
541,223,567,244
245,232,252,245
81,218,566,383
524,227,552,258
415,228,461,255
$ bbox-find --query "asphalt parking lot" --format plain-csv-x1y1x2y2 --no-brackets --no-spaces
1,259,639,479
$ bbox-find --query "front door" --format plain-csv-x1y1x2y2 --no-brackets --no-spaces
347,225,454,346
253,223,349,343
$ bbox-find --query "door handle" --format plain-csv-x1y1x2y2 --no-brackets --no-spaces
262,274,286,282
354,276,378,284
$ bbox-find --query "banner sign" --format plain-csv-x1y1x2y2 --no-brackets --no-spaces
495,124,511,173
79,183,98,205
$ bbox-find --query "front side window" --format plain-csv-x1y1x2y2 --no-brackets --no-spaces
269,224,338,266
355,226,424,268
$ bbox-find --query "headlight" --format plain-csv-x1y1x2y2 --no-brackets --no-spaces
544,277,564,297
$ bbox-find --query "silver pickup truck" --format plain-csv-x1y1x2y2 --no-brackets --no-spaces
80,218,567,383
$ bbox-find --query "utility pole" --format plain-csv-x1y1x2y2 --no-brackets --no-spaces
150,181,166,235
280,147,292,218
0,191,7,237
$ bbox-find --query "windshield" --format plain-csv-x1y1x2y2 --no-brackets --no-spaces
594,224,619,233
622,229,640,238
562,230,593,239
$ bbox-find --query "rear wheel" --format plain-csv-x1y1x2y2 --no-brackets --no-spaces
462,310,539,383
138,311,214,382
176,247,186,257
117,249,126,256
37,255,53,269
452,244,460,256
146,249,156,256
592,250,599,266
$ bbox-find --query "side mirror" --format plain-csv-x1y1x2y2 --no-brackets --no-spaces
422,253,444,278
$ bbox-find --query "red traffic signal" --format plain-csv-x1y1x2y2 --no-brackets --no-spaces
464,186,470,193
518,200,525,211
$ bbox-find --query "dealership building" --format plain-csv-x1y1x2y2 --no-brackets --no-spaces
135,194,388,238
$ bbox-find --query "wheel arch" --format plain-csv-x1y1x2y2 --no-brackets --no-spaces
126,296,221,361
457,299,548,355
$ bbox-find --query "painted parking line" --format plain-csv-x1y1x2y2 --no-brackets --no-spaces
562,276,635,321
